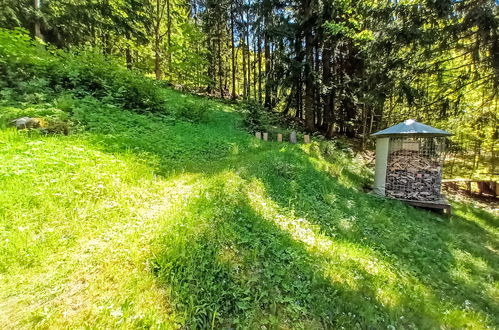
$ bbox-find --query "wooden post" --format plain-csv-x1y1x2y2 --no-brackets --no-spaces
303,134,310,143
255,132,261,139
290,132,297,144
263,132,268,141
277,133,282,142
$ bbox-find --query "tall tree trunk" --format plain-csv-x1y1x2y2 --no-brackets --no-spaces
230,11,236,100
125,31,133,70
166,0,172,78
155,34,162,80
314,45,321,127
253,39,257,99
257,32,262,104
304,21,316,131
154,0,162,80
322,38,334,134
218,36,224,99
246,28,251,99
294,36,303,119
34,0,43,40
264,33,272,109
242,37,247,99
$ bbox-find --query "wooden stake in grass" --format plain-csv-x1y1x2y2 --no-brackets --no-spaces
290,132,297,144
277,133,282,142
255,132,261,139
304,135,310,143
263,132,268,141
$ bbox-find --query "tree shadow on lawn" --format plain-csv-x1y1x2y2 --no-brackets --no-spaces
235,147,499,327
151,173,445,329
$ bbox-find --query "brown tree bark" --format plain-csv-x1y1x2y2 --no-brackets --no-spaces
242,37,247,99
246,25,251,99
322,38,334,135
264,33,272,109
304,26,316,130
230,11,237,100
257,31,262,104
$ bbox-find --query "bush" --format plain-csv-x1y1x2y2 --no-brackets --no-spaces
0,28,166,113
240,100,272,133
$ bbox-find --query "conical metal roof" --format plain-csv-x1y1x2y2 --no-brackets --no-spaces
371,119,452,137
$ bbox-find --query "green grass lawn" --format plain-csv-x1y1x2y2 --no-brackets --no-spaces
1,90,498,329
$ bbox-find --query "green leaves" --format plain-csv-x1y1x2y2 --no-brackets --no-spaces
0,28,167,114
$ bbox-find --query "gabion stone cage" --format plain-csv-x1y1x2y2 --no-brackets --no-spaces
371,119,452,203
385,136,446,201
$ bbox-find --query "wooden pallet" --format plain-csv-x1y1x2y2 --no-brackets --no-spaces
402,198,452,216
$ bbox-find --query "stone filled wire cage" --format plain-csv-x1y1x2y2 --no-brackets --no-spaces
371,119,452,203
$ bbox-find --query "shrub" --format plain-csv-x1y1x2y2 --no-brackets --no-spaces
0,28,166,114
240,100,272,132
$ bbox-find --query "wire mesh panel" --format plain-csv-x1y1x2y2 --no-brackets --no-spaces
385,136,446,201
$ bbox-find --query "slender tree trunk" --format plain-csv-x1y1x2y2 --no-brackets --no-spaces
322,38,333,133
218,35,224,99
246,29,251,99
34,0,43,40
294,36,303,119
242,37,247,99
166,0,172,78
154,0,162,80
314,45,321,127
258,32,262,104
264,33,272,109
304,21,315,130
230,11,236,100
155,33,162,80
125,31,133,70
253,39,257,99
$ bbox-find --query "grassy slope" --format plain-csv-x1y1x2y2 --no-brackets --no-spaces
0,90,498,329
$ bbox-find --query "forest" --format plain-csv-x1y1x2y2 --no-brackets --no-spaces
1,0,497,176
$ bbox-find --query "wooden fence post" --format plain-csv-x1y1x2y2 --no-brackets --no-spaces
255,132,261,139
263,132,268,141
290,132,297,144
277,133,282,142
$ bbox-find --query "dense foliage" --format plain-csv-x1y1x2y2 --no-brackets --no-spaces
0,28,166,113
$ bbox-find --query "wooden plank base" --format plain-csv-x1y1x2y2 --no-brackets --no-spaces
402,199,452,216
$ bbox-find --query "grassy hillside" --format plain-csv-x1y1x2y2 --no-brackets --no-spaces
0,89,498,329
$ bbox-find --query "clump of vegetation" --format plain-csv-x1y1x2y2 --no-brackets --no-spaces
0,28,165,114
241,100,276,133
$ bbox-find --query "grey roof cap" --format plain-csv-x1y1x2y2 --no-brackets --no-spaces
371,119,452,137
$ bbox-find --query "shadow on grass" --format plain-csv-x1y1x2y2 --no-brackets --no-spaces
151,174,444,328
235,148,498,327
